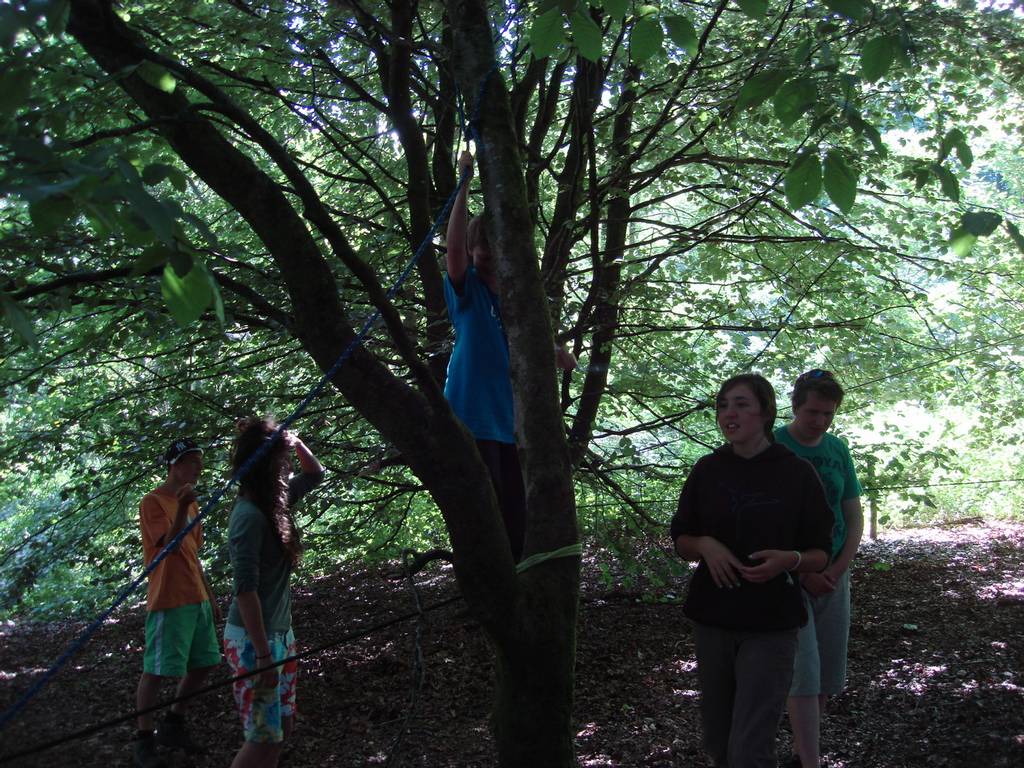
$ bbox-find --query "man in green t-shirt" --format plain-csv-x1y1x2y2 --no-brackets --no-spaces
774,370,863,768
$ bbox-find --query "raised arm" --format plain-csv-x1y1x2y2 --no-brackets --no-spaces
156,484,195,547
286,433,325,507
554,343,577,371
446,150,474,286
293,435,324,476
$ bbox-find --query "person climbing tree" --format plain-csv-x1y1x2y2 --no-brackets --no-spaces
443,149,576,562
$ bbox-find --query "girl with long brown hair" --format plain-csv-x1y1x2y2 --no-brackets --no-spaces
223,417,323,768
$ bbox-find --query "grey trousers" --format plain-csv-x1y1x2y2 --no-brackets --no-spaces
694,623,798,768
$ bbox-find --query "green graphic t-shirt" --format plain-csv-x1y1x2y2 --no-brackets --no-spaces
774,427,862,559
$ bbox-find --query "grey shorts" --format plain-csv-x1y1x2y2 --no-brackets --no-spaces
790,569,851,696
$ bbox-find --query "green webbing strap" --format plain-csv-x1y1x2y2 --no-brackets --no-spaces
515,542,583,574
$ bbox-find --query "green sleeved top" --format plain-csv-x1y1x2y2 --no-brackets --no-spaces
226,470,323,634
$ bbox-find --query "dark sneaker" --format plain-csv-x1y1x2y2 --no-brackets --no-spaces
132,735,166,768
155,716,204,755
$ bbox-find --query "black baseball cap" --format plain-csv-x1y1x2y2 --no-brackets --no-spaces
164,438,203,465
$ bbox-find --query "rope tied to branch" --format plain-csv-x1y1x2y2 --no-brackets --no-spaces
516,543,584,574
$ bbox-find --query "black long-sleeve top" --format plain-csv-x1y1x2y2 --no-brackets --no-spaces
670,443,832,631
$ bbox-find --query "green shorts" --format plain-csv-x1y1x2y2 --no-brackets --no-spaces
143,600,222,677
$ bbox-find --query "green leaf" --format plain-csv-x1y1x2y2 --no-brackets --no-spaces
169,247,193,277
939,128,973,168
140,163,187,192
955,142,973,169
529,7,565,59
570,9,603,61
1006,221,1024,255
165,166,189,192
822,0,871,21
736,0,769,20
960,211,1002,237
861,35,898,82
0,67,34,122
83,200,117,238
142,163,174,186
664,14,698,56
938,128,964,162
861,123,887,157
29,196,76,234
136,61,176,93
116,157,143,184
808,109,835,135
603,0,629,21
933,164,960,203
948,226,976,257
192,258,226,328
119,212,156,247
823,150,858,213
120,184,177,245
736,69,790,111
0,291,38,349
130,244,172,277
772,76,817,128
784,152,822,210
43,0,69,35
161,262,213,328
792,38,813,66
206,266,226,327
183,211,220,248
630,15,664,62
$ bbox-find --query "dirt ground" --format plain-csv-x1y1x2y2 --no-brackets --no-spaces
1,521,1022,767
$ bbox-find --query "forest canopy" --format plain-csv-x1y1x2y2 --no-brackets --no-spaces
1,0,1023,623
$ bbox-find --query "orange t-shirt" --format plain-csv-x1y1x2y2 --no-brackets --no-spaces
139,491,208,612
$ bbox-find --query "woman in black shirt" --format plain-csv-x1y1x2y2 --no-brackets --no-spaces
671,374,832,768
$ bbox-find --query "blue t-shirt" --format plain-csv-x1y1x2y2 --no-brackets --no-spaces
774,426,862,559
443,268,515,443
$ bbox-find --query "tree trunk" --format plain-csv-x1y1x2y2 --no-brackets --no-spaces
446,1,580,764
492,573,578,764
68,1,582,763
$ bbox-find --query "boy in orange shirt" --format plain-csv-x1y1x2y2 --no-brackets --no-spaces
133,439,221,768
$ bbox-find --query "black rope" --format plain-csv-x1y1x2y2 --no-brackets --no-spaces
863,477,1024,492
0,594,463,764
383,550,432,768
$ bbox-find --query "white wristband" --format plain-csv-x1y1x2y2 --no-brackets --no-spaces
790,550,802,571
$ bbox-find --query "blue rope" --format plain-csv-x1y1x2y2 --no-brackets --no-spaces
0,64,498,731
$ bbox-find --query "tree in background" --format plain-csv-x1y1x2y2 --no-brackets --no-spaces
1,0,1023,763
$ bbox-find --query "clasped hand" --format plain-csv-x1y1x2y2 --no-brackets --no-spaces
800,570,837,596
739,550,796,583
699,540,795,588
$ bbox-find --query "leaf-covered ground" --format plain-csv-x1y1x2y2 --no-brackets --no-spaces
1,522,1022,767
